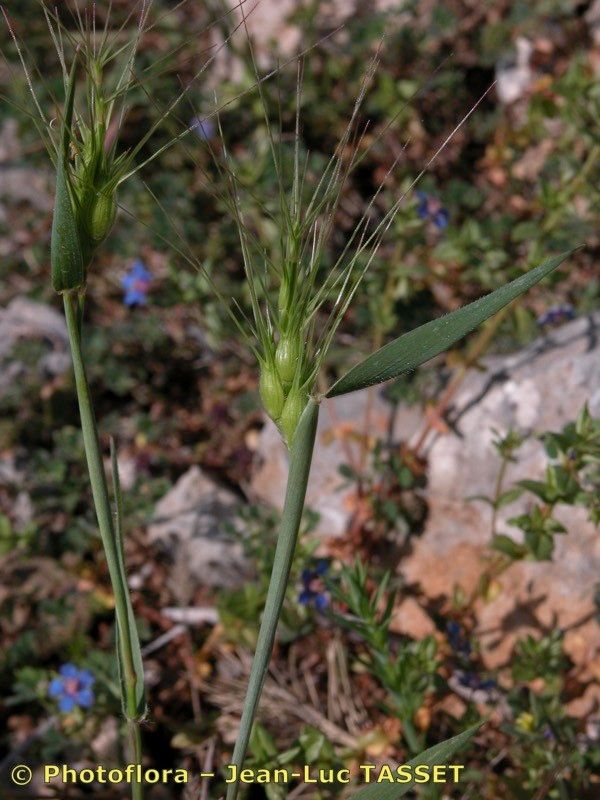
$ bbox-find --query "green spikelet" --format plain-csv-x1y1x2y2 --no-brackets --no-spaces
88,189,117,245
275,333,301,385
259,362,285,421
279,388,308,446
51,56,85,293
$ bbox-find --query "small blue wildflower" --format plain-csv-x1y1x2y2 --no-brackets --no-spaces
121,260,152,307
536,304,575,328
298,559,329,612
542,725,556,741
190,115,215,141
456,671,496,691
48,664,95,713
416,191,449,230
446,621,472,657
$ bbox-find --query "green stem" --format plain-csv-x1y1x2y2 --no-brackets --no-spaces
491,454,509,537
128,721,144,800
63,291,144,799
226,400,320,800
401,715,423,756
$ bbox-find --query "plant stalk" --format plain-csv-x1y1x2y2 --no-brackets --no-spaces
226,399,320,800
63,290,144,800
128,720,144,800
401,715,423,755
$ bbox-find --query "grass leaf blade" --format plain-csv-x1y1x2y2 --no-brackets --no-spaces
111,439,146,719
327,251,575,398
348,724,482,800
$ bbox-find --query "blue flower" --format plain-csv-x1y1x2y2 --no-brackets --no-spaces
536,304,575,328
455,670,496,692
48,664,95,713
121,260,152,307
446,621,472,657
298,559,329,612
542,725,556,741
416,191,449,230
190,115,215,141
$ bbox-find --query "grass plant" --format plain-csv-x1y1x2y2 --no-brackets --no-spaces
5,3,579,797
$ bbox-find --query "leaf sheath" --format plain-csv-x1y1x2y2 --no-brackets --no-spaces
63,292,145,800
226,399,320,800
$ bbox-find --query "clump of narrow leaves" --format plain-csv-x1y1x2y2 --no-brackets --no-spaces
329,560,439,754
491,405,600,561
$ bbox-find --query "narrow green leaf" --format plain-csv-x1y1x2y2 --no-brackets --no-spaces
491,534,527,560
226,399,320,800
110,439,125,558
327,252,574,398
51,55,85,292
110,439,146,720
495,486,524,509
518,479,553,501
348,724,482,800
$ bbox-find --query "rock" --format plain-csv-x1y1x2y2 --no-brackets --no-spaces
252,389,422,537
252,312,600,675
402,313,600,673
0,119,21,162
0,297,69,398
90,717,119,763
0,455,24,485
404,313,600,646
220,1,412,66
12,491,34,530
115,454,138,492
512,140,554,182
389,597,436,639
229,0,301,62
495,38,533,105
148,466,249,592
0,120,53,225
586,0,600,47
0,297,67,359
435,694,467,720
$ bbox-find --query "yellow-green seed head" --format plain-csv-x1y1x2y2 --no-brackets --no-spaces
275,334,301,385
279,388,307,446
278,281,291,318
88,189,117,244
259,363,285,421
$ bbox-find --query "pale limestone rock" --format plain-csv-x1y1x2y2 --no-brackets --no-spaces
148,466,249,590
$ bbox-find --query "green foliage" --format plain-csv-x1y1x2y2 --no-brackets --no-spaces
512,631,567,685
246,723,338,800
540,404,600,524
503,631,591,798
9,665,50,706
506,506,566,561
339,440,426,535
330,561,439,753
487,405,600,562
